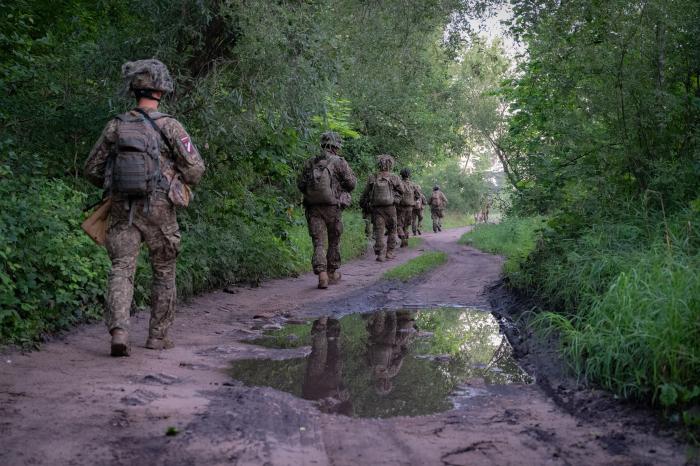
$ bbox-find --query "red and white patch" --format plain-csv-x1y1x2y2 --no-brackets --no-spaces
180,136,193,154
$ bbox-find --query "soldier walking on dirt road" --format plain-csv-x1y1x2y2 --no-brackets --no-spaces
397,168,418,247
84,59,205,357
360,154,403,262
297,132,357,289
412,182,427,236
428,185,448,232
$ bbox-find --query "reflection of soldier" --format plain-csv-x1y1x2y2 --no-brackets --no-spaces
412,184,427,236
428,185,448,232
302,317,352,415
297,132,357,289
84,59,205,356
365,311,417,395
397,169,417,248
359,155,403,262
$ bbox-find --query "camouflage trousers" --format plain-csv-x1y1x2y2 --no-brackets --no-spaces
431,208,445,231
305,205,343,274
105,196,181,339
411,207,424,234
371,205,397,256
397,205,413,240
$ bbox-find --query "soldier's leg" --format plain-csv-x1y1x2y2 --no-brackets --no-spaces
326,206,343,275
105,223,142,333
437,210,444,230
386,207,398,258
372,210,387,260
431,210,438,232
306,207,329,274
417,209,424,234
143,221,180,345
411,209,418,235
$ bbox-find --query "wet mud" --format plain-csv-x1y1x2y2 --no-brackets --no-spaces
0,226,691,465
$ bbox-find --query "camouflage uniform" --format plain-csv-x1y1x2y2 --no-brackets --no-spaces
297,144,356,276
412,186,427,235
84,108,204,340
397,174,417,247
360,155,403,260
428,188,448,232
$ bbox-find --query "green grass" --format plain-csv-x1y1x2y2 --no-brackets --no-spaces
383,251,448,281
459,216,546,274
439,212,476,229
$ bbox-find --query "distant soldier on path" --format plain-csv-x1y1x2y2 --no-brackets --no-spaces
297,132,357,289
84,59,205,357
412,183,427,236
360,154,403,262
428,185,448,232
397,168,417,247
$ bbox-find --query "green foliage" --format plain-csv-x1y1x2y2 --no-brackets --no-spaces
0,173,109,343
459,216,546,274
383,252,447,282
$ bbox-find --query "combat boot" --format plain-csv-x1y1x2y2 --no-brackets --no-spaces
376,254,386,262
386,250,396,260
110,328,130,357
329,271,342,285
318,271,329,289
417,228,422,235
145,336,174,350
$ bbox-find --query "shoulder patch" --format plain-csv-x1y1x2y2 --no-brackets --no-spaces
180,135,193,154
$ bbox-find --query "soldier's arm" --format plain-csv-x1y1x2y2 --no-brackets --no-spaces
359,175,373,209
83,119,117,188
442,192,448,205
161,118,205,186
297,160,311,193
335,158,357,192
391,176,403,205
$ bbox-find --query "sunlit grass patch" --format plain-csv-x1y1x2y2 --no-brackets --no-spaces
459,216,546,274
440,213,475,229
383,251,447,281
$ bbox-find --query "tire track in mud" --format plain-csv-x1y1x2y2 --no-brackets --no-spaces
0,227,688,465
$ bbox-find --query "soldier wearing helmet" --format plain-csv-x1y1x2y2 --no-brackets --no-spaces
396,168,420,247
359,154,403,261
297,132,357,289
428,185,448,232
84,59,205,356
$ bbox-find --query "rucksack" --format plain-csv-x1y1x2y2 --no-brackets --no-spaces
110,111,164,199
430,192,445,208
371,176,394,207
304,158,336,205
399,180,415,207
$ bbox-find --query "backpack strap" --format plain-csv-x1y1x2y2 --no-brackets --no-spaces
133,108,176,156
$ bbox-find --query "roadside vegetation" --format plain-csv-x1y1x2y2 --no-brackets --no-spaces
383,252,448,282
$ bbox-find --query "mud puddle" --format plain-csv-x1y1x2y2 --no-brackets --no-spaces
230,308,532,418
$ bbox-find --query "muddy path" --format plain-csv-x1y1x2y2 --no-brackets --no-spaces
0,227,688,465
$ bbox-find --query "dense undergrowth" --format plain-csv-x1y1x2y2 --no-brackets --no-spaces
462,211,700,420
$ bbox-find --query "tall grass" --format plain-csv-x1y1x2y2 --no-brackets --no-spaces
459,216,546,275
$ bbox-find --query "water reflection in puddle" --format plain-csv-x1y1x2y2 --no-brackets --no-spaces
229,308,532,418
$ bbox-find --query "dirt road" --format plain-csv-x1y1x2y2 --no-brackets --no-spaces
0,227,687,465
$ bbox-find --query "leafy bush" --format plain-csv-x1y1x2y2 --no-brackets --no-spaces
0,173,109,344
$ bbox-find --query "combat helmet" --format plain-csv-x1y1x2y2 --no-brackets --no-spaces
433,185,440,191
400,168,411,179
377,154,395,171
122,59,174,100
320,131,342,149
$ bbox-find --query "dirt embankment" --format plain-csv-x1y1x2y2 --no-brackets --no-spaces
0,227,689,465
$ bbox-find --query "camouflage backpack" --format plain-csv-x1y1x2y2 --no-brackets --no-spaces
304,157,336,205
370,176,394,207
110,110,165,199
399,180,415,207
